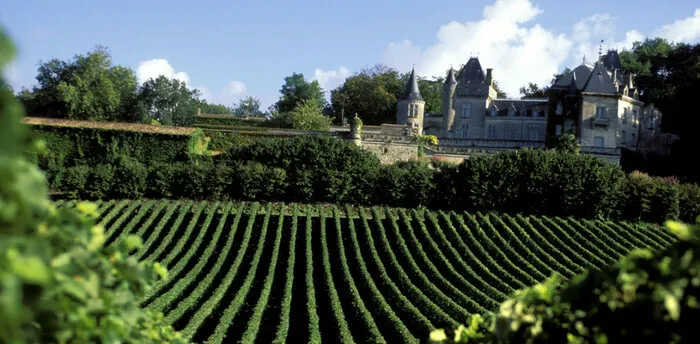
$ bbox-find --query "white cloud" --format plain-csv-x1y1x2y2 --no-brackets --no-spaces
218,81,248,105
136,58,191,86
380,0,571,98
571,14,645,65
655,8,700,43
314,66,351,92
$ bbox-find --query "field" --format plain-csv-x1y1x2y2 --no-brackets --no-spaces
55,199,678,344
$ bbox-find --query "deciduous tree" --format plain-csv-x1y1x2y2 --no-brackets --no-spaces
232,96,264,117
274,73,326,113
135,75,201,126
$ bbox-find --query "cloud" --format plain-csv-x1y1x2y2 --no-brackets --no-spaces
380,0,571,98
3,61,21,90
655,8,700,43
571,14,645,64
314,66,351,92
136,58,191,86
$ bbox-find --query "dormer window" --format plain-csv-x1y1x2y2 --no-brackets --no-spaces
532,108,539,117
555,102,563,115
490,109,497,116
508,108,515,117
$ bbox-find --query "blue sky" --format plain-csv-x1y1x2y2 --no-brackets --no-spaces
2,0,699,109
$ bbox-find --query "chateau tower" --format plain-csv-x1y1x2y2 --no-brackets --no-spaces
396,67,425,135
441,67,457,137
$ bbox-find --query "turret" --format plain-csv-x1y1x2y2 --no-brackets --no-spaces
442,67,457,136
396,67,425,135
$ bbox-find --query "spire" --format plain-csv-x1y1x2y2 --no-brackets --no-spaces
445,67,457,85
401,66,424,101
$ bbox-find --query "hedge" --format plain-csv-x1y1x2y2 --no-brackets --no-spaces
25,122,206,189
194,115,282,128
35,133,700,224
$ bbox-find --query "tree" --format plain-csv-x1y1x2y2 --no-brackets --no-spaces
274,73,326,113
280,97,332,131
135,75,201,126
399,72,443,114
232,96,264,117
492,81,507,98
553,133,580,154
197,101,232,115
329,68,401,125
519,82,548,99
20,45,138,122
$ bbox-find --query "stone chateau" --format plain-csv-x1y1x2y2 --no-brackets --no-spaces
395,50,676,163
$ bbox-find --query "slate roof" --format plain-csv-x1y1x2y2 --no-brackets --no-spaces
400,67,424,101
456,57,486,84
445,67,457,85
488,99,548,117
582,62,619,94
552,63,593,90
602,50,623,71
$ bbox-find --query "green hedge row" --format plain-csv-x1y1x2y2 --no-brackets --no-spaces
41,135,700,224
26,124,206,189
194,115,282,128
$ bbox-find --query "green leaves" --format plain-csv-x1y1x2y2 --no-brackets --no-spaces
7,249,51,285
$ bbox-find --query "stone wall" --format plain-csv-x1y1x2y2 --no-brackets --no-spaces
358,140,418,164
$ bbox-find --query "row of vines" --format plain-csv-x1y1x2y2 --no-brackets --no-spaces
54,200,678,343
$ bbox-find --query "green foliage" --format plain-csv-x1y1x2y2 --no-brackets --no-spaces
519,82,548,99
232,96,264,117
553,133,580,154
0,28,184,343
194,115,282,128
279,97,332,131
197,100,232,115
112,156,148,199
274,72,327,113
135,75,202,126
622,171,682,223
431,218,700,344
20,45,138,122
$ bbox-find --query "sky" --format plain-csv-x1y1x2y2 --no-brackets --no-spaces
2,0,700,110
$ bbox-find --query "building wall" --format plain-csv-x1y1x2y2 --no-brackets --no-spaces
452,97,488,139
617,96,643,149
396,100,425,134
358,140,418,164
483,117,547,141
579,94,620,148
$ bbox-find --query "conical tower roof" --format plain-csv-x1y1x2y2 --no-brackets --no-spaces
401,67,424,101
445,67,457,85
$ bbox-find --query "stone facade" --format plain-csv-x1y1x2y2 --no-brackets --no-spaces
396,51,675,163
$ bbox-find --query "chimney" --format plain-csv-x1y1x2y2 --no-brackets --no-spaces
627,73,634,90
196,107,201,117
486,68,493,86
612,69,618,88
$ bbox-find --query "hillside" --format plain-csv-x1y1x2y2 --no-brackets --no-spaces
56,199,677,344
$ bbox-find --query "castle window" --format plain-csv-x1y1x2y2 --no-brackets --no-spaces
508,108,515,117
532,108,539,117
408,104,418,118
595,106,605,119
594,136,604,147
529,128,538,141
555,125,562,136
488,125,496,139
490,109,497,116
555,102,563,115
461,103,471,118
621,131,626,144
461,125,469,138
622,108,628,124
632,109,638,125
505,125,516,139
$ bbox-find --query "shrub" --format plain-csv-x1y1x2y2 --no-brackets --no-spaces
679,182,700,223
430,218,700,344
231,161,288,201
62,164,90,199
146,161,177,198
112,156,148,199
84,164,115,199
622,171,680,223
376,160,434,207
172,157,213,199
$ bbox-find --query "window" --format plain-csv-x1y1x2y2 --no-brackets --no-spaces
555,125,562,136
488,125,496,139
622,108,628,124
594,136,604,147
564,119,574,132
508,108,515,117
461,125,469,138
555,102,563,115
621,131,626,144
529,129,538,141
490,109,497,116
461,103,471,118
505,125,516,139
408,104,418,118
632,109,638,125
532,108,539,117
595,106,605,119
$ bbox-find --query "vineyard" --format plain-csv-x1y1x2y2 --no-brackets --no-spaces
55,199,678,344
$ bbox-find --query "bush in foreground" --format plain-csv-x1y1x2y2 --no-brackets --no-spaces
0,29,184,343
429,217,700,343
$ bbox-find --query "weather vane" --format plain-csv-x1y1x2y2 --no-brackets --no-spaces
582,54,587,64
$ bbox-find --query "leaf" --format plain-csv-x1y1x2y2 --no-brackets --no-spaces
10,255,51,285
665,293,680,321
76,201,100,218
87,225,106,251
429,329,447,342
153,262,168,280
124,235,143,252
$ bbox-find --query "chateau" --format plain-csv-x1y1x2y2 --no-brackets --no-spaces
396,50,676,163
